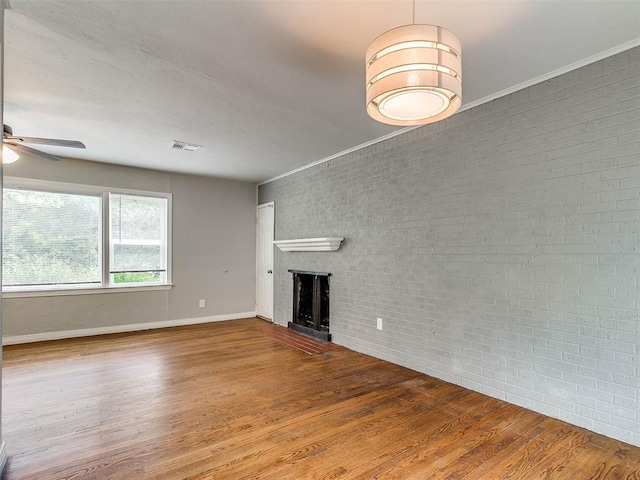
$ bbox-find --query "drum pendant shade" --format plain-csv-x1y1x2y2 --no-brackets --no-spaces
366,24,462,126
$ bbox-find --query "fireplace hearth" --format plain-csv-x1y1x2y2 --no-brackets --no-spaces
288,270,330,342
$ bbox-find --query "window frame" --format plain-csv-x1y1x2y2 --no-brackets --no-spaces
108,192,169,287
2,177,173,298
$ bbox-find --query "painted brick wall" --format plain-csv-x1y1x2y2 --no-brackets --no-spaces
259,47,640,446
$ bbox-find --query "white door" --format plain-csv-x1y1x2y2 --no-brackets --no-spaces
256,202,274,320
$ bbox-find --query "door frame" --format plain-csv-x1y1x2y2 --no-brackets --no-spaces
255,201,274,321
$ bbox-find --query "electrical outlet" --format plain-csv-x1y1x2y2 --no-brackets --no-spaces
377,318,383,330
199,299,206,308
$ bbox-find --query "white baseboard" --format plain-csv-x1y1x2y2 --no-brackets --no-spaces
0,442,6,477
2,311,257,345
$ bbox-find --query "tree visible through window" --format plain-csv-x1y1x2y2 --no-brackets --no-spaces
2,189,101,287
110,194,167,285
2,182,171,291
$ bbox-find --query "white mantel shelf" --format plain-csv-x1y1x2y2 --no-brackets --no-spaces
273,237,344,252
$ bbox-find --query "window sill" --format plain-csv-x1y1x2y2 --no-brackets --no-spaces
2,284,174,299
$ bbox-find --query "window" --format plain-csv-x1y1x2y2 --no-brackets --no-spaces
2,178,172,293
110,194,168,285
3,189,102,287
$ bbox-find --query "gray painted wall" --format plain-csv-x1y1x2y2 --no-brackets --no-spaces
259,48,640,446
3,156,256,336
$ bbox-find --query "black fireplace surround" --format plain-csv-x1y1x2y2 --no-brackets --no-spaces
288,270,330,342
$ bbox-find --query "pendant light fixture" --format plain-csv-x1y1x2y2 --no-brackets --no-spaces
366,0,462,126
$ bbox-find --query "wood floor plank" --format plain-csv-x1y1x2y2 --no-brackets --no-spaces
2,318,639,479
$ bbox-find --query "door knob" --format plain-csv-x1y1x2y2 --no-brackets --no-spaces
267,270,273,274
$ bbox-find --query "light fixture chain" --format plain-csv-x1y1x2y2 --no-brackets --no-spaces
412,0,416,25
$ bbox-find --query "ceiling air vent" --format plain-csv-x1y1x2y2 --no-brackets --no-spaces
170,140,202,152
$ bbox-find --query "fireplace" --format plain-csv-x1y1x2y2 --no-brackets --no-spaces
288,270,330,341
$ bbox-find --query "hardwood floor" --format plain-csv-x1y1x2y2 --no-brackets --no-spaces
3,318,639,479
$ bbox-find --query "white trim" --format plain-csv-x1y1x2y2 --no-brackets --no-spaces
3,178,173,292
5,176,106,195
108,192,172,286
459,37,640,113
258,126,417,185
258,39,640,186
274,237,344,252
165,194,173,285
3,283,173,299
101,191,109,289
2,311,257,345
0,442,6,476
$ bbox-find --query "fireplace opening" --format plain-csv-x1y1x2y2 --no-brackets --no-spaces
288,270,330,342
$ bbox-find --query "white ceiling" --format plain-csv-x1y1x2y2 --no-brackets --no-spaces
4,1,640,183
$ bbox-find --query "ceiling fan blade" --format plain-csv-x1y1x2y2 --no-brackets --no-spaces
5,142,62,162
5,136,86,149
